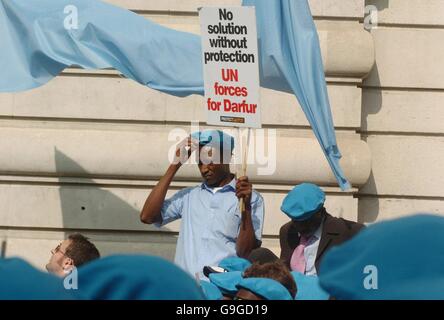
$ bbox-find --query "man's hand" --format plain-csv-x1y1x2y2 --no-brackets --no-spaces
173,136,199,167
235,176,259,258
140,136,198,225
235,176,252,209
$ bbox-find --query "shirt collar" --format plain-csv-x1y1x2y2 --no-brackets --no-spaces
298,216,324,241
313,218,324,240
201,177,236,192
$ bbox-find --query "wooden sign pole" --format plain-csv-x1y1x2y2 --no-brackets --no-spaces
238,127,251,215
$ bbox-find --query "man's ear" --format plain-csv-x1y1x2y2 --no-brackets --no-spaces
62,257,74,272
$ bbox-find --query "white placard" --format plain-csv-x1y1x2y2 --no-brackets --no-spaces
199,7,261,128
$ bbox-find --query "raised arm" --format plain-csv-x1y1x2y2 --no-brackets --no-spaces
235,176,261,258
140,137,196,224
140,164,181,224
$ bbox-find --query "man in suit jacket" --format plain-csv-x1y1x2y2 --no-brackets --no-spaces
279,183,364,275
248,183,364,276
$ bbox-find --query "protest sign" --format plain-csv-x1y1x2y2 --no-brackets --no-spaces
199,7,261,129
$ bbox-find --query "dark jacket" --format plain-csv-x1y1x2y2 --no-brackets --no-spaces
279,212,365,274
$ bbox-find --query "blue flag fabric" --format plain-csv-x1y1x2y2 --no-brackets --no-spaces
0,0,350,189
0,0,203,96
243,0,350,190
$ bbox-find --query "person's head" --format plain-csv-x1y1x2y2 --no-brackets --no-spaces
242,260,297,298
281,183,326,237
235,278,294,300
46,233,100,277
209,271,243,300
319,214,444,299
191,130,234,187
291,207,326,238
77,255,205,300
218,256,252,272
247,247,280,265
236,286,263,300
0,258,81,300
197,145,232,187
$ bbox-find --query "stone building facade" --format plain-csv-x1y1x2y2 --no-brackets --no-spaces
0,0,442,269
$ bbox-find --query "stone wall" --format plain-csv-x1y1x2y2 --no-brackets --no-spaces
0,0,379,270
358,0,444,222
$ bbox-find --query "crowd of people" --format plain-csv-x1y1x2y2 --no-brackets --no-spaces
1,129,442,300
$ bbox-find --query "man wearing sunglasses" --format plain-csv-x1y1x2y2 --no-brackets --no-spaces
46,233,100,277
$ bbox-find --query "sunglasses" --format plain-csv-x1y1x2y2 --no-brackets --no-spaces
51,243,68,257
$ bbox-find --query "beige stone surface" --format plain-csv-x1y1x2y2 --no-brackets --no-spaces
366,0,444,26
134,17,374,78
1,230,281,271
0,124,371,186
105,0,366,18
364,27,444,89
362,89,444,134
358,197,444,224
0,77,363,129
0,181,357,236
359,1,444,222
5,0,440,274
360,135,444,197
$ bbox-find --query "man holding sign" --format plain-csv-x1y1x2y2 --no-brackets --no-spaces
140,6,264,278
140,130,264,278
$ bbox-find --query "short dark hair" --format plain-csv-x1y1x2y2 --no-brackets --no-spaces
243,260,297,298
65,233,100,267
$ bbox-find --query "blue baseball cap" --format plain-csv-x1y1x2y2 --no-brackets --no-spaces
319,214,444,299
281,183,325,221
200,280,223,300
291,271,329,300
191,130,235,153
236,278,293,300
0,258,80,300
77,255,205,300
219,256,252,272
209,271,243,296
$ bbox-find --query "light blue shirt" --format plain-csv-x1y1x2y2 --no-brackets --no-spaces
155,178,265,277
302,220,324,276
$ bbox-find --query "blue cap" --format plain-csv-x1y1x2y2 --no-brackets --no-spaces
191,130,235,153
77,255,205,300
281,183,325,221
209,271,243,295
319,214,444,300
291,271,329,300
200,280,223,300
0,258,80,300
236,278,293,300
219,256,252,272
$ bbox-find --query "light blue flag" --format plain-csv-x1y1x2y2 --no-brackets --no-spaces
243,0,351,190
0,0,203,96
0,0,350,189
